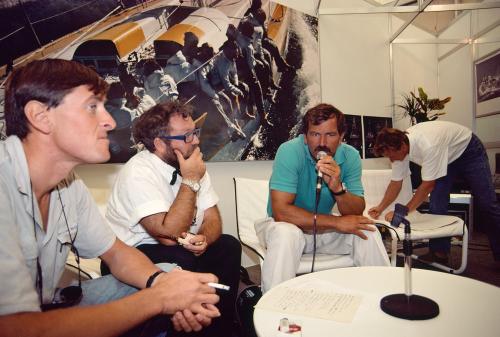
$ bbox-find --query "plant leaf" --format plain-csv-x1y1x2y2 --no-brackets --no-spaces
418,87,428,102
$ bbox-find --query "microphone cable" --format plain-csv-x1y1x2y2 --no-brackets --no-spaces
311,183,321,273
311,151,326,273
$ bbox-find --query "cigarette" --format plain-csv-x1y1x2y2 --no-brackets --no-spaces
207,282,230,291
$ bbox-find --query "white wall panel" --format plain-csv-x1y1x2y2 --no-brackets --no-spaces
319,12,392,117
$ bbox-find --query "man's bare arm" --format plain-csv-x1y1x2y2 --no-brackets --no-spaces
335,192,365,215
407,180,435,212
271,190,375,239
139,184,198,245
368,179,403,219
0,291,163,337
0,241,221,337
316,155,364,215
197,206,222,245
181,206,222,256
100,238,162,288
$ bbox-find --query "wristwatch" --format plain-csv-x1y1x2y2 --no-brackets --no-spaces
182,179,201,193
332,182,347,196
146,270,164,288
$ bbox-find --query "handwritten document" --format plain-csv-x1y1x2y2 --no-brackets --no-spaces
255,284,362,323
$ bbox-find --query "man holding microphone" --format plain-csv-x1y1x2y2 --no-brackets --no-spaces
255,103,389,293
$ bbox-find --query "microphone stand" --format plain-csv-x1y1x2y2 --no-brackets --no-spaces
380,204,440,320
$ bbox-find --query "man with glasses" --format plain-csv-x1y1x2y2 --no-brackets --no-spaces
105,101,242,336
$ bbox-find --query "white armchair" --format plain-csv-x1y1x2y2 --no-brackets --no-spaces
233,177,353,276
361,169,468,274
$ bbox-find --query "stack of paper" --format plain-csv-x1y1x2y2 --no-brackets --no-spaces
255,281,363,323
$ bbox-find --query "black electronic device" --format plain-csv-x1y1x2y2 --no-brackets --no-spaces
380,204,440,320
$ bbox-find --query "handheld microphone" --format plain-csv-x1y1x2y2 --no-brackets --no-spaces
316,151,327,191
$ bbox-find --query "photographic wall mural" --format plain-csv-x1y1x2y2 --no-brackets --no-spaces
475,49,500,117
363,116,392,159
0,0,321,163
341,114,392,159
343,114,363,157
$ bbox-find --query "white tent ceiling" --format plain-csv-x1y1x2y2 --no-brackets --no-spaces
274,0,498,36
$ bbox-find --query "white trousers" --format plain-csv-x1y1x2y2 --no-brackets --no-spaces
255,218,390,293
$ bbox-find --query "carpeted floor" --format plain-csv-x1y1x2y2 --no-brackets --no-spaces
413,231,500,287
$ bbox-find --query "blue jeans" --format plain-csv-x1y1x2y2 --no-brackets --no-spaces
78,263,176,337
428,134,500,260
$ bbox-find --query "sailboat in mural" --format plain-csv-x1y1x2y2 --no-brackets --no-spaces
1,0,314,162
65,0,295,162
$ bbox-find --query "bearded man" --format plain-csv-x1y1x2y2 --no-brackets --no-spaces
104,101,241,336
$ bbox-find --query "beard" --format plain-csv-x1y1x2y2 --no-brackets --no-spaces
162,145,198,170
164,153,180,170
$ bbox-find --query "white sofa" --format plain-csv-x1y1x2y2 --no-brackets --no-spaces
233,177,354,276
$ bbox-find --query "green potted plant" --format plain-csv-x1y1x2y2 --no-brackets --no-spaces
397,87,451,125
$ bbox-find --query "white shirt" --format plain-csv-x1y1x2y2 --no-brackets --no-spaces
0,136,115,314
392,121,472,181
106,150,219,247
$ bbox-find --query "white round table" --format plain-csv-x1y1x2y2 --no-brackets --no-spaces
253,266,500,337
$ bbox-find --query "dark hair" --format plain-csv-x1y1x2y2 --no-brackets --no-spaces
250,0,262,10
222,39,240,60
373,127,409,156
107,82,126,100
302,103,346,135
197,43,214,63
132,100,193,152
254,8,266,25
239,20,255,39
4,58,108,139
184,31,199,47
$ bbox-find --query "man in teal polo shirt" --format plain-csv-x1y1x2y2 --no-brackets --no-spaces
256,103,389,292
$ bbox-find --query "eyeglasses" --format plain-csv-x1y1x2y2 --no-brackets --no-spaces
159,128,201,143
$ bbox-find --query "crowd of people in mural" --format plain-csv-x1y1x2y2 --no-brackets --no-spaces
105,0,294,162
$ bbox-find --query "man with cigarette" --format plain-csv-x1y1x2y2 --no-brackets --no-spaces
105,101,241,335
0,59,220,337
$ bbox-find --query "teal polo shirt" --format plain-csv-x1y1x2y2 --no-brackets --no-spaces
267,135,364,216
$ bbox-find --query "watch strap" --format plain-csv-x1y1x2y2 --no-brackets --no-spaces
332,188,347,196
146,271,164,288
181,179,200,192
332,183,347,196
